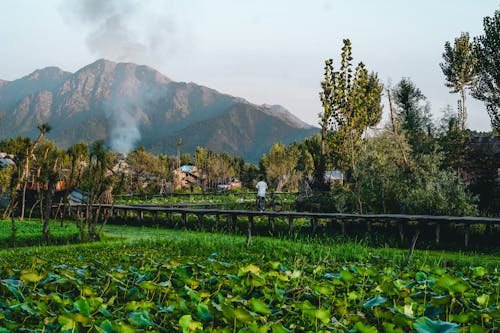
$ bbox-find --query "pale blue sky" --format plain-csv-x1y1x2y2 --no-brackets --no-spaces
1,0,498,131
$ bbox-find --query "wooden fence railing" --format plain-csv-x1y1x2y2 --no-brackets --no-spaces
55,203,500,248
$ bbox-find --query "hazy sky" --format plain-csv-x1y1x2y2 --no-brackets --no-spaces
1,0,498,131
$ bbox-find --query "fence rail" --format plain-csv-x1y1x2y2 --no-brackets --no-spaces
57,203,500,248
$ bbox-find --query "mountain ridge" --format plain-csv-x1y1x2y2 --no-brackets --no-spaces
0,59,318,162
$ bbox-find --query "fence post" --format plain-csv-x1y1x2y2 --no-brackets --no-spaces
247,215,254,246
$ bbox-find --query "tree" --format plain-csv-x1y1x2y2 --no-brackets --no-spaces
83,140,112,240
19,123,52,220
440,32,477,131
472,10,500,134
261,142,300,191
33,140,65,240
319,39,383,212
436,105,467,171
392,78,433,154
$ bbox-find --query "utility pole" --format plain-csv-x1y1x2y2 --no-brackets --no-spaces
177,137,182,169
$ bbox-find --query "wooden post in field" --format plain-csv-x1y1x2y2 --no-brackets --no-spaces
247,215,254,247
464,224,470,247
197,213,203,229
399,222,404,244
268,216,275,235
288,215,294,233
435,223,441,245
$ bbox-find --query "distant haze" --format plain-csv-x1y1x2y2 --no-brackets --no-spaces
0,0,498,132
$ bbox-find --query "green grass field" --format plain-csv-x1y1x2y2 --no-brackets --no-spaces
0,220,498,332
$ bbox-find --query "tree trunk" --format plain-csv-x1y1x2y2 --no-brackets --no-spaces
460,87,467,132
42,178,56,241
387,88,409,166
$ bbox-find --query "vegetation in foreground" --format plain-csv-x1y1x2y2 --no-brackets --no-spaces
0,221,498,332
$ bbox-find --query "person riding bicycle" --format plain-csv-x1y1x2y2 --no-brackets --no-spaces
255,176,268,212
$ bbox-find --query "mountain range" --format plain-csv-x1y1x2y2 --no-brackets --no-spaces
0,59,318,162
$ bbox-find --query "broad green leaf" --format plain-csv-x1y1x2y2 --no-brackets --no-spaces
128,311,155,328
197,303,213,321
315,308,330,324
58,315,75,331
238,264,261,276
1,279,24,301
471,266,487,277
469,324,488,333
416,272,427,283
383,322,405,333
434,275,468,294
179,314,203,333
221,302,235,320
20,270,45,283
270,323,292,333
476,294,489,306
413,317,459,333
98,319,114,333
354,322,378,333
249,298,271,315
340,269,354,282
117,321,136,333
235,306,256,323
74,297,91,315
363,295,387,309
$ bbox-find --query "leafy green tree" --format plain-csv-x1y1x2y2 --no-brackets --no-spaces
261,142,300,191
319,39,383,211
402,153,477,216
127,147,167,193
67,142,89,190
435,106,468,171
181,152,192,166
462,137,500,215
392,78,433,155
356,130,412,214
440,32,477,131
33,140,65,240
472,10,500,134
82,140,112,240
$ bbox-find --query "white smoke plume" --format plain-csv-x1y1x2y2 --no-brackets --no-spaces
61,0,180,63
60,0,183,153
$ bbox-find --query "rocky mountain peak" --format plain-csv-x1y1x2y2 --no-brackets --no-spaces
0,59,318,161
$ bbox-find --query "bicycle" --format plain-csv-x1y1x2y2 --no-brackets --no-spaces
269,191,283,212
256,191,283,212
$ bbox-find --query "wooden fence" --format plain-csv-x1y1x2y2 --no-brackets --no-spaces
57,203,500,248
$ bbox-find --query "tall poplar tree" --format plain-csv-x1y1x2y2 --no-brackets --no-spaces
440,32,477,131
319,39,383,212
472,10,500,134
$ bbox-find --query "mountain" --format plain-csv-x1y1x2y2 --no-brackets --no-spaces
0,59,318,162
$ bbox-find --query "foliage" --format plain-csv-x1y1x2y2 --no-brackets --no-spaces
356,130,413,214
260,142,301,191
402,154,478,216
320,39,383,172
392,78,434,155
354,131,477,216
462,137,500,215
440,32,477,131
435,107,467,171
126,147,167,194
472,9,500,134
0,227,497,332
296,185,354,213
0,219,80,248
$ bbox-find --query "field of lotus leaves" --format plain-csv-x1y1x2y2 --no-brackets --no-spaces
0,222,498,332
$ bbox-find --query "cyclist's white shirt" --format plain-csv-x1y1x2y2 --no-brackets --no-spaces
256,181,268,197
